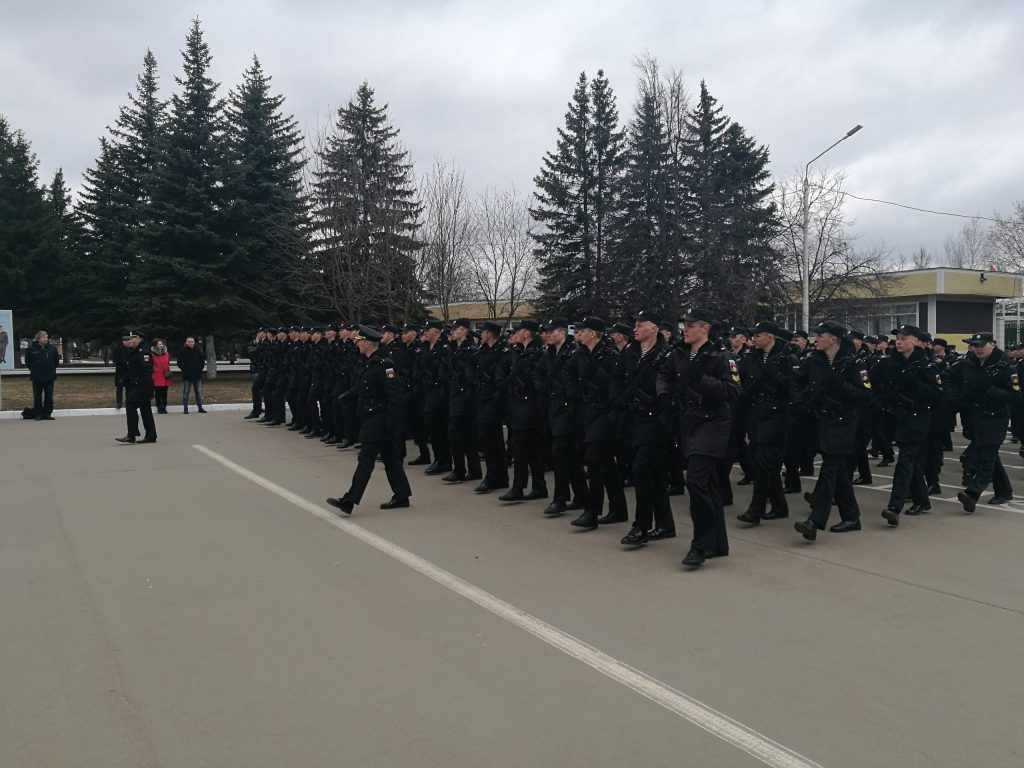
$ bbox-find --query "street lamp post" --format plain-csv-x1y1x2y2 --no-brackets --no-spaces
801,124,863,331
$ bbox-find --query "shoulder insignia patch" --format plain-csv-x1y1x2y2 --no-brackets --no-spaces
727,358,740,383
935,373,943,388
859,369,871,389
385,367,396,379
1012,373,1020,392
143,355,150,362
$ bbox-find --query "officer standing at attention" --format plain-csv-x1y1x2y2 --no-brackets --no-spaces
540,317,588,517
792,322,872,541
656,309,740,566
473,321,510,494
499,320,549,503
326,326,412,515
619,310,673,547
116,330,157,444
444,319,482,483
872,325,942,526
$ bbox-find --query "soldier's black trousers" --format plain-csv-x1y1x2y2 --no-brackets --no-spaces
686,454,728,556
250,376,263,416
551,434,588,504
319,394,333,434
810,452,860,528
584,440,626,517
510,427,547,491
748,441,788,517
268,382,286,421
888,440,929,511
477,421,508,486
965,443,1012,500
631,442,673,531
127,399,156,440
448,413,481,478
306,388,322,433
423,410,451,469
286,384,300,424
851,420,872,481
346,440,412,505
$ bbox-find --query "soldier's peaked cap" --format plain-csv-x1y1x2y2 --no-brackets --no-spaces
611,322,633,336
577,316,606,333
354,325,382,342
451,318,472,330
547,317,570,330
963,332,995,345
382,324,402,334
515,319,541,333
122,329,141,340
480,320,503,335
682,308,715,325
814,320,847,338
424,320,444,331
751,320,783,337
634,309,663,326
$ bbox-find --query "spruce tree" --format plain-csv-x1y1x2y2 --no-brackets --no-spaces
44,169,86,335
223,55,308,320
142,19,233,341
0,116,62,333
588,70,626,316
531,72,594,317
311,82,423,324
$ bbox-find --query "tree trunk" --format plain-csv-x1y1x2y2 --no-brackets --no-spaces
204,334,217,379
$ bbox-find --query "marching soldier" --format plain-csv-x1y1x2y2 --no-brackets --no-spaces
736,321,796,526
419,321,452,475
618,310,673,546
444,319,482,483
245,328,267,420
656,309,740,566
326,326,412,515
499,320,548,503
474,321,510,494
260,328,288,425
115,330,157,444
540,317,588,516
304,327,327,438
396,324,431,463
792,322,873,542
871,325,943,526
948,333,1019,513
609,321,635,487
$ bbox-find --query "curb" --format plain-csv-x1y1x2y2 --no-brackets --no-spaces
1,403,252,420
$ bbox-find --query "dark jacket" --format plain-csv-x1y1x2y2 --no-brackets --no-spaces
656,340,740,458
619,336,672,447
447,339,477,419
740,338,797,444
419,339,450,415
540,339,578,437
125,345,154,404
793,339,873,455
869,346,942,442
574,341,620,443
475,340,507,425
176,345,206,381
947,347,1020,446
113,343,132,386
507,337,545,430
346,349,404,442
25,341,60,382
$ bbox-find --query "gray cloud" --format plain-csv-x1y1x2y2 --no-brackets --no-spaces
2,0,1021,260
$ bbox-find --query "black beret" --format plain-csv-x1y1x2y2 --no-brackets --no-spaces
354,324,382,342
515,319,541,333
479,321,503,335
751,321,783,337
963,332,995,345
577,316,606,333
634,309,663,326
814,321,847,338
682,308,715,325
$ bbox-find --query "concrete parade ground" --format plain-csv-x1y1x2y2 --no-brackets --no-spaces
2,411,1023,768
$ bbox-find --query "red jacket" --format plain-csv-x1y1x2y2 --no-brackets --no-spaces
151,350,172,386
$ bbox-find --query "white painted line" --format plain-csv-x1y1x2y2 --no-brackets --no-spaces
195,444,824,768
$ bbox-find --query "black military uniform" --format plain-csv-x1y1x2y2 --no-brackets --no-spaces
784,330,815,492
499,320,548,502
419,321,452,474
116,331,157,444
245,329,267,420
445,319,482,482
618,310,673,545
657,309,740,565
792,322,873,541
303,328,327,437
113,338,132,411
326,326,412,514
870,326,943,525
948,333,1019,512
737,321,796,525
474,321,510,493
568,317,627,529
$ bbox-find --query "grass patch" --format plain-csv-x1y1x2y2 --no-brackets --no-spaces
1,372,254,411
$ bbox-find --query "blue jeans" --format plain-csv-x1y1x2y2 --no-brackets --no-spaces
183,378,204,409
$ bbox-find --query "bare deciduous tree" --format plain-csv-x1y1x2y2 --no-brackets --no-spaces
418,157,475,322
990,201,1024,271
472,185,537,324
943,219,991,270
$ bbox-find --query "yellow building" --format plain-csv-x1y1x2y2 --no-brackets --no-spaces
426,300,536,329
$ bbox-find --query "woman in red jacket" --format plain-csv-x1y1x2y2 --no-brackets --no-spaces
151,338,172,414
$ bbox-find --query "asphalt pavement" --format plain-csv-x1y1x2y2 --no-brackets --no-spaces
2,412,1022,767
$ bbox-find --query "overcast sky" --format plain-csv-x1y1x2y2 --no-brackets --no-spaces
2,0,1021,260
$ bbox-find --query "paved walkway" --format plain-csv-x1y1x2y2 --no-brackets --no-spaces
2,412,1022,767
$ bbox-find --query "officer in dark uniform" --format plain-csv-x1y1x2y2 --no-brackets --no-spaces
657,309,740,566
317,325,339,440
302,328,326,437
113,333,133,416
871,325,942,526
869,334,897,466
737,321,796,526
115,330,157,444
539,317,588,516
418,320,452,475
948,333,1019,512
474,321,510,493
245,328,267,420
499,319,549,502
326,326,413,515
721,325,753,500
783,330,814,492
848,330,875,485
444,318,482,483
619,310,673,546
392,324,429,462
568,316,627,529
261,328,289,425
792,321,872,541
609,322,635,486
